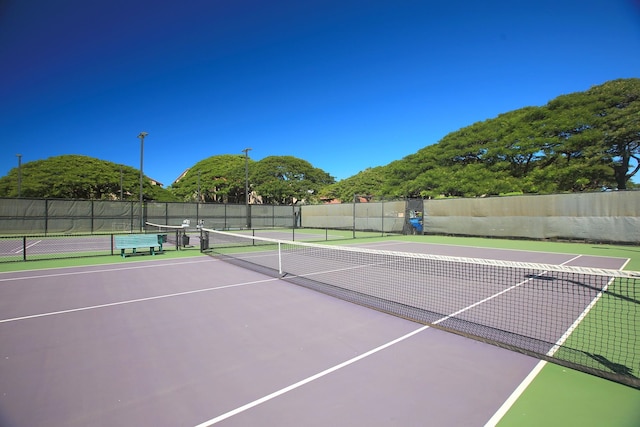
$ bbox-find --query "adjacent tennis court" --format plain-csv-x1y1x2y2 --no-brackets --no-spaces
0,236,638,426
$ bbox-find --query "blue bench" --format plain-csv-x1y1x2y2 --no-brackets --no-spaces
114,234,164,258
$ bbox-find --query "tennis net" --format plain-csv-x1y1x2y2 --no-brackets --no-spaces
201,228,639,388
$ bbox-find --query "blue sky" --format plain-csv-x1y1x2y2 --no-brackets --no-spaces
1,0,639,187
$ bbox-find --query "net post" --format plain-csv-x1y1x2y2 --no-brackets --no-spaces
200,228,209,252
277,241,283,275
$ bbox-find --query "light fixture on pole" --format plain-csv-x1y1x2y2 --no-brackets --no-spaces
16,154,22,198
242,148,252,228
138,132,148,231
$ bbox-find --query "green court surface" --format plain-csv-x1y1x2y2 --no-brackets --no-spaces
1,235,638,426
499,363,640,427
399,236,640,426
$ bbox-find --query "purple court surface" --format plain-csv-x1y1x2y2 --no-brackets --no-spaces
0,242,628,426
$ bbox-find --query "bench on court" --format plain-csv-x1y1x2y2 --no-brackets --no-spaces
114,234,164,258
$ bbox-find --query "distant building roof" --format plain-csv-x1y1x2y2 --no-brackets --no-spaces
149,178,163,187
173,168,190,184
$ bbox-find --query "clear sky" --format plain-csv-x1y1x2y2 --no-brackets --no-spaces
1,0,639,187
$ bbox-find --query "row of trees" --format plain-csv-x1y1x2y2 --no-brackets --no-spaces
169,155,334,204
1,78,638,203
0,154,336,204
322,78,639,200
0,155,175,201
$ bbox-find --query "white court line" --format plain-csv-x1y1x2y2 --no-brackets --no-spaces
483,360,548,427
13,239,41,254
347,241,414,251
193,257,585,426
0,258,215,283
193,324,432,427
0,277,278,323
360,240,632,262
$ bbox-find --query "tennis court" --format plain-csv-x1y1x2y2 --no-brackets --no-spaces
0,235,115,257
0,237,637,426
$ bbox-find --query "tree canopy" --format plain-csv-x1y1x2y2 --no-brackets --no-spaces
169,154,249,203
250,156,335,204
168,155,335,204
2,79,638,202
318,167,387,202
0,155,177,201
320,78,640,200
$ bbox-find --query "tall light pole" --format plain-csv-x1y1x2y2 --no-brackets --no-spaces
138,132,148,231
16,154,22,198
197,170,201,202
242,148,252,229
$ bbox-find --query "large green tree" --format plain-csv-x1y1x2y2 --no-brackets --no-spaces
319,167,387,202
0,155,176,201
169,155,334,205
169,154,249,203
251,156,334,204
586,79,640,190
375,78,639,197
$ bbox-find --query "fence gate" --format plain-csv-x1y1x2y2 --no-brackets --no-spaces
403,198,424,235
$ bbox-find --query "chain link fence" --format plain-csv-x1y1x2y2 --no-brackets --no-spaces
0,199,139,234
0,198,403,262
1,191,637,263
0,199,300,236
299,200,408,235
423,191,640,244
0,229,183,262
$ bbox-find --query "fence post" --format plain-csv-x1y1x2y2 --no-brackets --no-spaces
130,201,134,232
381,199,384,236
352,194,356,239
45,199,49,236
